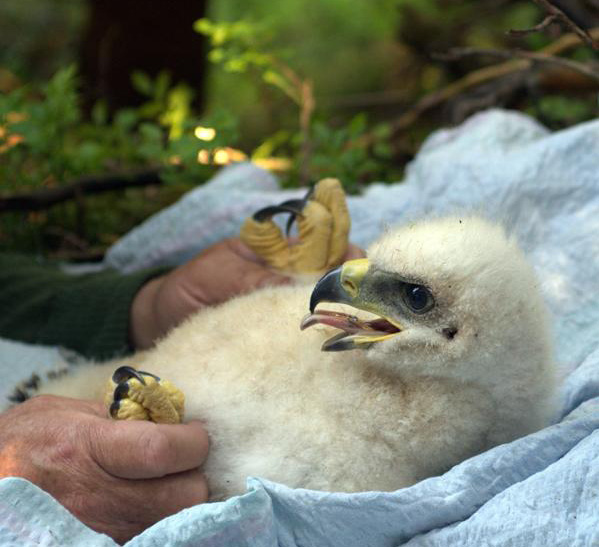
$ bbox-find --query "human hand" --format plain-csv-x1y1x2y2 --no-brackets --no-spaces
0,395,210,543
131,237,365,350
130,238,291,349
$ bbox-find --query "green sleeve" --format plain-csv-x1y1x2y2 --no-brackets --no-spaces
0,254,169,360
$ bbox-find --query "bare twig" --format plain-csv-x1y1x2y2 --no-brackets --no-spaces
437,47,599,82
372,27,599,142
271,59,315,186
320,89,411,109
385,61,527,138
532,0,599,49
542,25,599,53
298,79,315,187
0,169,162,212
507,14,558,36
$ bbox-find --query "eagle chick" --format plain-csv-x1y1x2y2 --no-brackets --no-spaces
40,216,557,500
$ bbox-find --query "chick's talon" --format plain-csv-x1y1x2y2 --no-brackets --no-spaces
240,178,350,274
106,366,184,424
252,198,307,224
111,365,160,385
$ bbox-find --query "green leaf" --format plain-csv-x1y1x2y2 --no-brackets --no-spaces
262,70,298,102
373,142,392,158
91,100,108,125
131,71,154,96
154,71,172,102
225,58,248,73
213,26,229,46
193,18,213,35
348,113,367,137
208,48,226,63
139,122,164,142
114,109,139,131
252,130,290,159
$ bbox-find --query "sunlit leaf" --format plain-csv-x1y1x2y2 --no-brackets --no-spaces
193,18,213,35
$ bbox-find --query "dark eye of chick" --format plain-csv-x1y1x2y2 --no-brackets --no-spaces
403,284,434,313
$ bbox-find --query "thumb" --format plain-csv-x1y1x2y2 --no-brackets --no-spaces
89,419,209,479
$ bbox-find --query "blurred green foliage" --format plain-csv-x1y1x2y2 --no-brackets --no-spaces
0,66,233,255
307,115,394,191
0,0,85,83
0,0,597,257
0,66,226,192
202,1,404,152
196,17,399,192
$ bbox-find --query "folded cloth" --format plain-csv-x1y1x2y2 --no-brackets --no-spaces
2,108,599,546
0,338,82,410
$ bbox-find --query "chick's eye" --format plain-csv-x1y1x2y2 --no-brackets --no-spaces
403,284,433,313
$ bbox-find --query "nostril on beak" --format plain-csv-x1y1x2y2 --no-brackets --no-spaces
342,279,358,297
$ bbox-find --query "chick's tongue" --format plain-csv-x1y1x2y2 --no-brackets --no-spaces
300,310,399,335
300,310,364,333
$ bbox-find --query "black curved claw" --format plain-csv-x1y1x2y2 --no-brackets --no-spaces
112,365,147,385
302,185,315,202
109,400,120,418
284,187,315,235
109,367,161,419
279,198,307,210
253,204,304,222
113,383,130,401
276,199,305,235
284,214,296,237
138,370,161,381
112,366,161,385
110,382,130,417
252,187,316,236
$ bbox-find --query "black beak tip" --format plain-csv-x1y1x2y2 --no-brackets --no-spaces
309,266,344,313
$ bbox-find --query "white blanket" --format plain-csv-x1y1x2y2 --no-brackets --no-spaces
2,109,598,546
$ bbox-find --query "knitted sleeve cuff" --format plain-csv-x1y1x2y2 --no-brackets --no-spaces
39,267,169,360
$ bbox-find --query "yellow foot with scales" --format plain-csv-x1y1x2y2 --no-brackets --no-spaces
106,366,185,424
240,178,350,275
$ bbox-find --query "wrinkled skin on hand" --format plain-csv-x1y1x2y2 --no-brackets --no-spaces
131,237,364,350
0,395,210,544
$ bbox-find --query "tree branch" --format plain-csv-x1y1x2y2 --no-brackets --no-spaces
0,169,162,213
436,47,599,82
507,14,558,37
377,26,599,141
532,0,599,49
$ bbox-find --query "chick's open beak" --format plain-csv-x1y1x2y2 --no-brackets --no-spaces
309,258,369,313
303,259,402,351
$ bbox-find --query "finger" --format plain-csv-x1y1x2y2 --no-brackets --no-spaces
88,469,209,543
25,394,106,417
240,262,291,291
89,419,210,479
73,398,112,417
129,468,210,523
225,237,263,263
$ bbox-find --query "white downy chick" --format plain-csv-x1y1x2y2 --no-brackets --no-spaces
40,216,557,500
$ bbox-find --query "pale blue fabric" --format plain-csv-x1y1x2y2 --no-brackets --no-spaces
2,109,598,546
